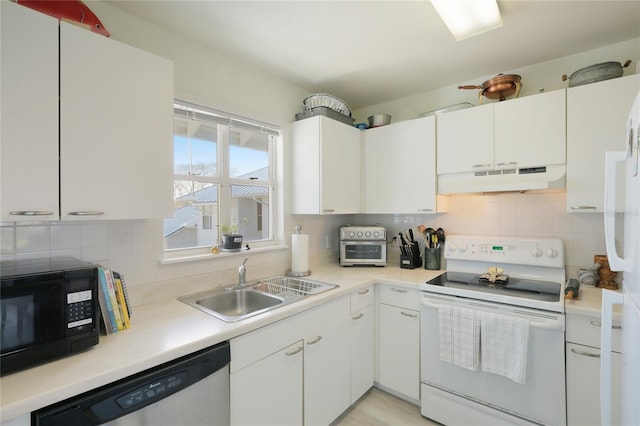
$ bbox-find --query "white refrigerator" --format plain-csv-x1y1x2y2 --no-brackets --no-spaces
602,90,640,426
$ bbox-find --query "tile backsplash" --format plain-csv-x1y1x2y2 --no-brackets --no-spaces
366,191,622,276
0,192,624,302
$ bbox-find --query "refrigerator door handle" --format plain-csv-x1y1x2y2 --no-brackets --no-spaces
604,151,627,271
601,289,624,426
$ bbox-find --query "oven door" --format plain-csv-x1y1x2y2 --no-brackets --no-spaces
420,292,566,426
340,241,386,266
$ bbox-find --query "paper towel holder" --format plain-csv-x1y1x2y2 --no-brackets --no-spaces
287,225,311,277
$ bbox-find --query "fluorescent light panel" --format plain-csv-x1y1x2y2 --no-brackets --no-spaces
431,0,502,41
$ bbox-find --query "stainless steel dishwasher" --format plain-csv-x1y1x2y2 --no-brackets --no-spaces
33,341,230,426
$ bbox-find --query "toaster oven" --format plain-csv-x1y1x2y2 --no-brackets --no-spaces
339,226,387,266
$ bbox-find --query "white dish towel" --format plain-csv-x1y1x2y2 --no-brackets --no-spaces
479,311,530,384
438,304,480,371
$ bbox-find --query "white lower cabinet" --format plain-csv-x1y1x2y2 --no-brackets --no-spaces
304,317,351,425
350,286,375,402
230,295,351,426
377,285,420,401
566,312,623,425
230,340,303,426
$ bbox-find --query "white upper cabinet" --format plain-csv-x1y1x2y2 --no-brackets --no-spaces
437,90,566,175
291,116,362,214
1,2,59,221
0,1,173,221
364,116,437,214
437,103,494,175
494,89,566,169
566,74,640,212
60,22,174,220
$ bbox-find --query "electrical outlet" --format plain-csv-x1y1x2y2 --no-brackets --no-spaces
325,235,332,249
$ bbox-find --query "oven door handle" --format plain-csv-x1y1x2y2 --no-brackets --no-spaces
421,296,563,330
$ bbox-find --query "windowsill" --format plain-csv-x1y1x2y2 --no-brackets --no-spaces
159,244,289,265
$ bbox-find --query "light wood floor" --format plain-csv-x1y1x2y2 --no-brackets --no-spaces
332,388,442,426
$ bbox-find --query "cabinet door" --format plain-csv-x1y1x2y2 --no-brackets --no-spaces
566,343,622,426
230,340,303,426
291,116,361,214
365,117,436,213
494,89,566,169
378,303,420,400
59,22,173,220
0,2,59,221
304,306,351,425
320,117,362,214
566,74,640,212
350,304,375,403
436,104,494,174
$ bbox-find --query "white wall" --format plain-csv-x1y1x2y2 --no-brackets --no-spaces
1,2,633,302
352,38,640,123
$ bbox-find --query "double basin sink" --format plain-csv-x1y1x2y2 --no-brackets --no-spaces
179,275,338,322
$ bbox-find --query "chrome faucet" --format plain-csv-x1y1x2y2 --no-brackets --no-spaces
238,257,249,285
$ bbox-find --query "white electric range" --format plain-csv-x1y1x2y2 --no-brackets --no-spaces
419,235,567,426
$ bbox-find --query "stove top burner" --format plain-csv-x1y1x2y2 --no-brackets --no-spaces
426,271,561,303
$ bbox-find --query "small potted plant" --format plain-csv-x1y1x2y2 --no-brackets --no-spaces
220,217,248,251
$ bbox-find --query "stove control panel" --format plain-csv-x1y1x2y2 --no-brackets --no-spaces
445,235,564,268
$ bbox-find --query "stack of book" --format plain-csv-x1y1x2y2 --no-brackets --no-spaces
97,266,132,334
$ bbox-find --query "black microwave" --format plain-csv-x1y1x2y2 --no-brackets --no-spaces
0,257,100,375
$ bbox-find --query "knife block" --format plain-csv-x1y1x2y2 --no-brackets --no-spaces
400,242,422,269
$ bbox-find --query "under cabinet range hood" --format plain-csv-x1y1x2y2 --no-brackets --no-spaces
437,163,566,194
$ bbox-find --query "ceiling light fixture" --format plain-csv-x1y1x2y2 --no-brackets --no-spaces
431,0,503,41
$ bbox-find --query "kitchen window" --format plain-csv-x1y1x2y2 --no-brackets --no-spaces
164,100,279,254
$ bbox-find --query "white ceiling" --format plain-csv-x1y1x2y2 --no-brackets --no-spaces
105,1,640,110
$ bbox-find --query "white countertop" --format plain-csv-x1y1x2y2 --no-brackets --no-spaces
565,285,623,318
0,264,444,423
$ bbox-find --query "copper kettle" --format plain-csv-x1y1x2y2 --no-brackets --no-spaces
459,74,522,104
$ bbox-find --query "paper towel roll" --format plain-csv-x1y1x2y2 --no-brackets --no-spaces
291,233,309,273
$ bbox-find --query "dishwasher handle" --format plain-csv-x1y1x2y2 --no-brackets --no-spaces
33,342,230,426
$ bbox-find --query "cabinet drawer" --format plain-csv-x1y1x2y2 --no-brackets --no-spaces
231,296,349,372
566,313,622,352
351,286,374,313
379,284,419,310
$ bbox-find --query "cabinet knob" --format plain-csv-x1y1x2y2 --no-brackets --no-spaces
306,336,322,345
571,206,597,210
570,348,600,358
352,313,364,320
285,346,303,356
590,320,622,330
67,211,104,216
10,211,54,216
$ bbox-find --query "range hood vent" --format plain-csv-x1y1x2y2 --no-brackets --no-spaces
438,164,565,194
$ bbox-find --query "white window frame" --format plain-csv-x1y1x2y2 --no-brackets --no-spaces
162,100,282,261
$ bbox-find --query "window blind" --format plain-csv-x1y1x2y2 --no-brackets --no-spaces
174,100,280,137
